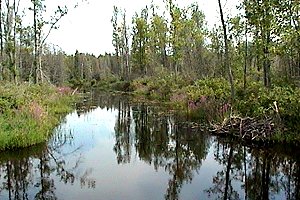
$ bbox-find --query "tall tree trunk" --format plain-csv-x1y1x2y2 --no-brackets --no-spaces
122,11,129,80
39,44,43,83
124,16,130,80
255,31,261,78
32,0,38,83
218,0,235,101
244,23,248,90
18,28,22,80
0,0,2,57
262,1,271,88
0,0,3,80
13,0,17,83
13,0,20,84
4,0,15,82
263,34,271,88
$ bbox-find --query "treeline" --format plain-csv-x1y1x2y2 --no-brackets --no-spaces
0,0,65,84
0,0,112,86
109,0,300,88
1,0,299,90
110,2,210,80
106,0,300,139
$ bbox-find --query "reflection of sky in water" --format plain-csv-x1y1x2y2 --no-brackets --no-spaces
52,106,220,200
58,108,118,151
0,101,294,200
53,107,170,200
51,105,289,200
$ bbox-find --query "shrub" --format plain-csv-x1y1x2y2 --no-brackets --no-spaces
183,78,230,102
236,82,300,120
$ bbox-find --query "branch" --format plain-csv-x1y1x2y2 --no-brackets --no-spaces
41,9,67,46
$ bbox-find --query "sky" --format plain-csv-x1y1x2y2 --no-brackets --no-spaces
43,0,240,56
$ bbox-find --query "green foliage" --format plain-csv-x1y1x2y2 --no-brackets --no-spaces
131,9,150,75
131,76,231,124
184,78,230,101
131,71,190,101
0,83,75,151
94,74,123,91
100,1,300,143
236,82,300,121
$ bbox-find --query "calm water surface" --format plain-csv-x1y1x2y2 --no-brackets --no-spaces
0,92,299,200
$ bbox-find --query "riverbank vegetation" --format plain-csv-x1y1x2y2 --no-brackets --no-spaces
0,1,79,150
0,1,299,145
0,83,75,150
127,73,300,144
94,0,299,144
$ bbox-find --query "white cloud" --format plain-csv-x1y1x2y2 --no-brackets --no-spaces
46,0,240,56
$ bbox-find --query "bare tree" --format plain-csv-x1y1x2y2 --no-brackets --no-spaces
218,0,235,101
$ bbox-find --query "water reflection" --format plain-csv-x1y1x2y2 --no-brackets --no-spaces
0,145,45,200
206,138,300,200
0,121,94,200
0,144,79,200
113,99,211,199
0,92,299,200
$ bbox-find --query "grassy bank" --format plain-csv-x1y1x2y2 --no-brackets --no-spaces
0,83,76,151
94,74,300,143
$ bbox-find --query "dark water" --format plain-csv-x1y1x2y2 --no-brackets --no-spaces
0,92,299,200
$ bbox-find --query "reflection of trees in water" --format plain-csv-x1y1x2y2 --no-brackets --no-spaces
110,98,300,200
0,145,57,200
245,149,300,200
206,141,240,200
72,92,300,200
114,98,132,164
35,152,57,200
75,91,129,117
0,124,94,200
0,147,39,200
164,121,210,200
113,103,211,200
49,124,96,190
206,138,300,200
91,90,130,111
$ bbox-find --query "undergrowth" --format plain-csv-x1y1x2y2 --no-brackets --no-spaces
98,73,300,142
0,83,76,151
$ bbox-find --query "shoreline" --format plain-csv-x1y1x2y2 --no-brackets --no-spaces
0,83,77,151
91,77,300,145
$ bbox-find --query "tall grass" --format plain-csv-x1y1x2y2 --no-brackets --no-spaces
0,83,76,151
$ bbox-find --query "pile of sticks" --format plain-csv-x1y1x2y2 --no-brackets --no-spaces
210,116,276,142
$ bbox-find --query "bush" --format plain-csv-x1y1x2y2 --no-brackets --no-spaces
183,78,230,102
236,82,300,120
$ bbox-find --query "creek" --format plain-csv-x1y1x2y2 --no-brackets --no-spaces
0,91,299,200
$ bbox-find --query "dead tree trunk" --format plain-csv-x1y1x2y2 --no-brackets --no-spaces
218,0,235,101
